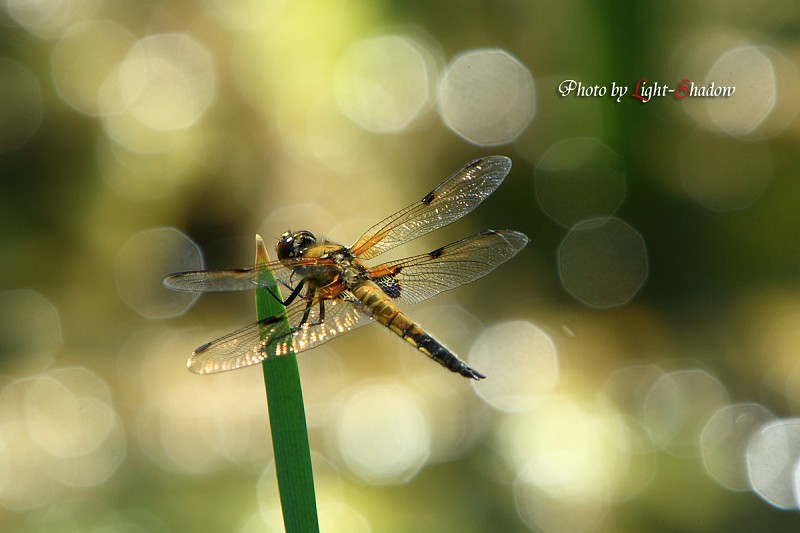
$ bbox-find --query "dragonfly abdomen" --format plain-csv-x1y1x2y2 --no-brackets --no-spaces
401,324,485,380
352,282,485,380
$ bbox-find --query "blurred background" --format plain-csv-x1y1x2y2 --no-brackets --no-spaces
2,0,800,531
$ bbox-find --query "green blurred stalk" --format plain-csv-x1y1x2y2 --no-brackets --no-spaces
254,235,319,533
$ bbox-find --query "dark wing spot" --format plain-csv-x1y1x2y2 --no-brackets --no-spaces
194,342,212,354
376,274,402,298
429,246,444,259
421,190,435,205
465,158,482,169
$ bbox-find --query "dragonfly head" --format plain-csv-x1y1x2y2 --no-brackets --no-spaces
277,230,317,260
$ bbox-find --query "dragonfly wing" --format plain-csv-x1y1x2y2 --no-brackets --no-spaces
163,261,299,294
350,156,512,260
287,292,375,353
187,290,375,374
369,229,529,306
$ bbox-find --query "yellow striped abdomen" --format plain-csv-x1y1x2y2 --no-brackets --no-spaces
351,281,485,380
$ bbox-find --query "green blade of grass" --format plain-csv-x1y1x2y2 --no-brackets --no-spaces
254,234,319,533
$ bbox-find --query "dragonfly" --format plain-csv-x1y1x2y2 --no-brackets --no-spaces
162,156,528,380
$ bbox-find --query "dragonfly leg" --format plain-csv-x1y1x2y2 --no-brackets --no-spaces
263,280,305,306
267,295,320,347
293,299,327,333
299,292,314,326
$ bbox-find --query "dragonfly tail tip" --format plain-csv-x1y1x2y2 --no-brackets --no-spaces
464,367,486,380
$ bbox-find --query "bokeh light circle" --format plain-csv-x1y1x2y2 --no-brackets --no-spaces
514,479,606,533
746,418,800,509
0,367,125,511
51,20,137,116
701,403,776,491
501,396,636,513
121,328,273,475
599,363,665,425
100,33,216,155
704,46,776,137
469,320,559,412
118,33,216,131
4,0,99,38
0,289,61,364
558,218,648,308
203,0,285,31
256,452,362,532
0,420,59,511
335,35,437,133
438,49,536,146
642,369,729,457
0,59,43,152
535,137,625,228
333,381,430,485
25,376,113,458
114,227,203,319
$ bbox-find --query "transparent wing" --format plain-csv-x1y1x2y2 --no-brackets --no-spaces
187,291,375,374
163,258,314,294
369,230,529,306
350,156,512,260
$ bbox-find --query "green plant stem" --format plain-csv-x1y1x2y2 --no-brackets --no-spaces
254,235,319,533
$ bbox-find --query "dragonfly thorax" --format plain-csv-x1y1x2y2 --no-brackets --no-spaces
276,230,317,260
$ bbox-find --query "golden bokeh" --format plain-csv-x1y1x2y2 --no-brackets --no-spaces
2,0,800,531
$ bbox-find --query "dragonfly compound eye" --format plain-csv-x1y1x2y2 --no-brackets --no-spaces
276,231,295,260
292,231,317,254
